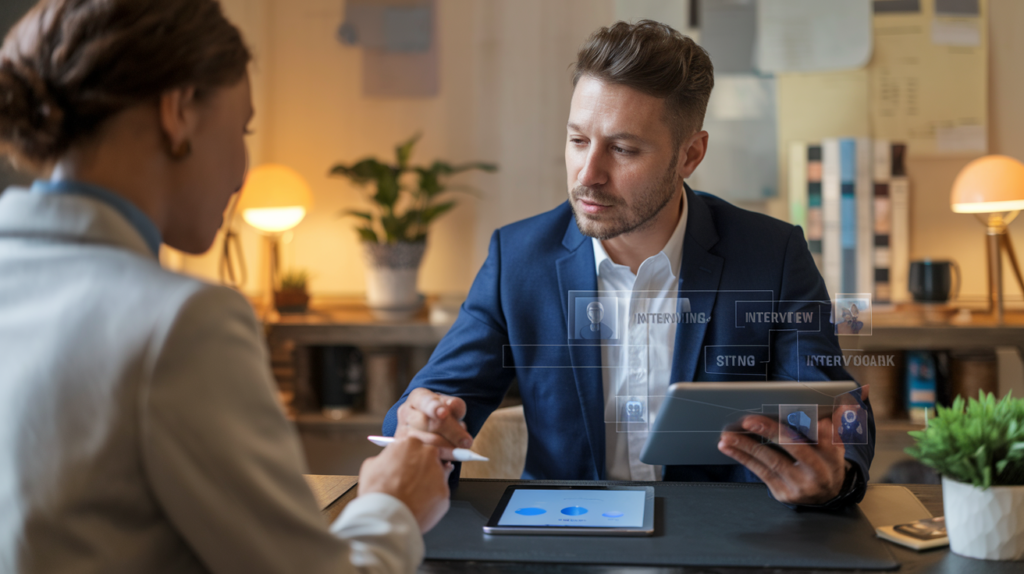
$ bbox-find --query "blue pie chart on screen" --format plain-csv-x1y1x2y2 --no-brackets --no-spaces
561,506,588,516
514,507,546,516
602,511,624,518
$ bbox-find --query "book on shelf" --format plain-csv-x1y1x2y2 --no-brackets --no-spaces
796,138,908,304
855,137,874,296
839,138,857,294
789,141,808,231
806,144,824,273
890,143,911,304
821,138,842,297
873,141,893,304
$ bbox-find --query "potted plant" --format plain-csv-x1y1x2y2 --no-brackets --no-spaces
906,391,1024,560
275,269,310,314
329,134,497,320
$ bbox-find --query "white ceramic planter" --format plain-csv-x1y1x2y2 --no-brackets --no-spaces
943,476,1024,560
363,242,425,321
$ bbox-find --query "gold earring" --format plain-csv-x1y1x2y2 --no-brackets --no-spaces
171,140,192,160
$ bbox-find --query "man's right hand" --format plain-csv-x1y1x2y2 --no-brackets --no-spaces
394,388,474,459
358,437,452,532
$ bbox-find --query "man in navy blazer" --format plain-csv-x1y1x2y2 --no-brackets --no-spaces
384,21,873,508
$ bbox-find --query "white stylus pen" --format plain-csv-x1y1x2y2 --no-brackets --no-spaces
367,435,490,462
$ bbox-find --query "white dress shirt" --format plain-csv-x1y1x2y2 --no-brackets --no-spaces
594,198,688,481
0,188,423,574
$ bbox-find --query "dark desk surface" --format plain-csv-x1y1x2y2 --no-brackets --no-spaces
306,476,1015,574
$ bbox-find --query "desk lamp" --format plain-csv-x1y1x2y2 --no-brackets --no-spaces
237,164,313,306
950,155,1024,324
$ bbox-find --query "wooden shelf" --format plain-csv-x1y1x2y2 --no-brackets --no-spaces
289,411,387,429
874,418,926,432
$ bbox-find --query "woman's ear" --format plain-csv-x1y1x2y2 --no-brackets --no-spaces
158,87,198,159
676,130,709,180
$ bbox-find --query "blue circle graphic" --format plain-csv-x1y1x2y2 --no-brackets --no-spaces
561,506,588,516
602,511,624,518
514,507,546,516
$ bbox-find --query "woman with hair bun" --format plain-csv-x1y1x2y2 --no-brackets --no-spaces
0,1,450,572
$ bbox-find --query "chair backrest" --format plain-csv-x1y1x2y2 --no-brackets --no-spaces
460,404,526,479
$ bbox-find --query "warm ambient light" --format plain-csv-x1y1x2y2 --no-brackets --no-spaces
949,154,1024,324
950,155,1024,214
238,164,313,233
242,206,307,233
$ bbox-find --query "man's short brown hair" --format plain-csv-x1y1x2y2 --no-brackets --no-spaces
572,20,714,146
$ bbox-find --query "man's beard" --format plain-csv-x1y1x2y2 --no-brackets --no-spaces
570,156,679,241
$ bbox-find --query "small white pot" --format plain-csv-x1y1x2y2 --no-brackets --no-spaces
943,476,1024,560
363,242,425,320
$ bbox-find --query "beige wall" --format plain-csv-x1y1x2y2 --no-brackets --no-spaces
770,0,1024,302
911,0,1024,302
177,0,617,297
181,0,1024,303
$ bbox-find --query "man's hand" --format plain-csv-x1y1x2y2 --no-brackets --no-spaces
717,414,847,506
395,388,474,460
358,437,452,532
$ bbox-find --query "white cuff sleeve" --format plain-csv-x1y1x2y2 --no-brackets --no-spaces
330,493,425,574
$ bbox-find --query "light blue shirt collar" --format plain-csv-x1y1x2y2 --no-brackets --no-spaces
31,179,162,256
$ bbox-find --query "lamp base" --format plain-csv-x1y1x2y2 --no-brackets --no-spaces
984,216,1024,324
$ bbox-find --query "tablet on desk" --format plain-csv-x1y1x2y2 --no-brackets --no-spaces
483,485,655,536
640,381,862,466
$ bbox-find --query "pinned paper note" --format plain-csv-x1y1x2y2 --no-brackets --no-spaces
869,0,988,156
755,0,873,74
690,75,778,201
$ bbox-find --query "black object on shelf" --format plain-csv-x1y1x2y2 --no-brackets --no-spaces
311,346,366,416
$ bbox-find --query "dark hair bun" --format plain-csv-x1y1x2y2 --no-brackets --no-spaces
0,0,250,171
0,60,66,166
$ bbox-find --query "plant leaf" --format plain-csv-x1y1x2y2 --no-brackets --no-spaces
343,210,374,221
374,169,401,208
356,227,378,243
330,158,386,184
419,201,456,226
396,133,421,170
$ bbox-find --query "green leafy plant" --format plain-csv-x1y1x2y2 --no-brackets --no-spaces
329,134,497,244
279,269,308,292
906,391,1024,489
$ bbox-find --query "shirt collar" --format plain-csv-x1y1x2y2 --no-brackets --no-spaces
31,179,162,257
592,194,689,277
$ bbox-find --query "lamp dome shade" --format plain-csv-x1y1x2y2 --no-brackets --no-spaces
951,155,1024,214
238,164,314,232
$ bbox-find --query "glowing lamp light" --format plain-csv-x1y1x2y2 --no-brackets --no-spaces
242,206,307,233
949,155,1024,324
951,155,1024,214
238,164,313,233
237,164,313,309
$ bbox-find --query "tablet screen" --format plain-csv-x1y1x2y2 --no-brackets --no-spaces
496,488,646,528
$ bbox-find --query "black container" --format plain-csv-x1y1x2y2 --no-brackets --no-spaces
908,260,960,303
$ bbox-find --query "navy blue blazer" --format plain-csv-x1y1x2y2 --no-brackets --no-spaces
384,186,874,501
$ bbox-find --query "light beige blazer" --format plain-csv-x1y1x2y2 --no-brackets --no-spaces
0,188,422,573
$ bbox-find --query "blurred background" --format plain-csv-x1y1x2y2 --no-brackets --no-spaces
2,0,1022,481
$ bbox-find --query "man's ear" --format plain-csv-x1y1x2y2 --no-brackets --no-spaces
158,87,198,155
676,130,709,180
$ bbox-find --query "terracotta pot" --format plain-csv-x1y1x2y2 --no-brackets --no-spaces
274,289,309,314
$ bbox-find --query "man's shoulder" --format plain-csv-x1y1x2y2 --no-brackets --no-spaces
499,201,573,234
694,191,798,257
495,201,575,251
696,191,795,237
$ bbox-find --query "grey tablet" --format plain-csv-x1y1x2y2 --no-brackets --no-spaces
640,381,861,466
483,485,655,536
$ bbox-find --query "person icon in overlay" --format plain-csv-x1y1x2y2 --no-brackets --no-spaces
577,301,615,339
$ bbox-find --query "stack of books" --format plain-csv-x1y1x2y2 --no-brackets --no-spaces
790,140,910,305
